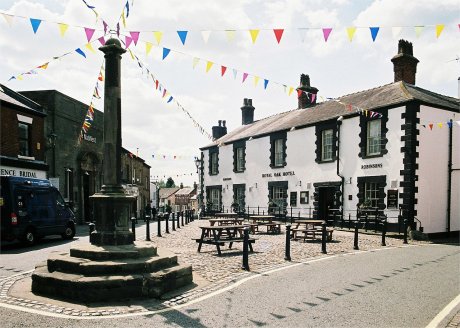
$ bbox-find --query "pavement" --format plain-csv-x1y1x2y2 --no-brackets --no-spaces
0,219,458,326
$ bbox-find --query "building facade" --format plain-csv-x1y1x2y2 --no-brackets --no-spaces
0,84,48,179
199,40,459,236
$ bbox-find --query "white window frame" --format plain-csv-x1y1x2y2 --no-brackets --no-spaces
234,186,245,211
322,129,333,161
273,186,286,210
367,119,381,156
364,182,379,208
274,139,284,167
18,122,31,157
210,188,221,211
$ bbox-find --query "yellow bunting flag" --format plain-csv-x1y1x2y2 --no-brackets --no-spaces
435,24,444,38
37,62,49,69
153,31,163,45
249,29,260,44
347,27,357,41
205,61,213,73
193,57,200,69
85,43,96,53
17,75,23,80
58,23,68,37
254,76,260,87
415,26,424,38
437,122,443,128
225,30,236,42
288,86,294,96
145,42,153,55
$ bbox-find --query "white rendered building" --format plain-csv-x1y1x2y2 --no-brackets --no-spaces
199,40,459,236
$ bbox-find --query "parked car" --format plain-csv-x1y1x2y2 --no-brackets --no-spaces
0,176,76,245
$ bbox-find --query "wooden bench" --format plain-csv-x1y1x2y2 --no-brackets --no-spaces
193,237,256,255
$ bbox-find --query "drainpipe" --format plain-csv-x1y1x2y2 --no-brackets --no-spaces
447,119,453,234
336,116,345,218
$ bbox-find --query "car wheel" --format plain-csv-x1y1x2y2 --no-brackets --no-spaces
61,223,76,240
22,229,36,246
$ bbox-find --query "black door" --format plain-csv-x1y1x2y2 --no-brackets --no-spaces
318,187,335,220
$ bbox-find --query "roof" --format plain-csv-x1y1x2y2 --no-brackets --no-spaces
0,83,44,114
159,187,180,199
201,81,459,149
175,187,194,195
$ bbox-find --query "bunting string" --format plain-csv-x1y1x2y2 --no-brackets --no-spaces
151,172,196,179
151,154,197,160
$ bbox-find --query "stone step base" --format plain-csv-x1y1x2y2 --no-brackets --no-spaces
69,241,157,260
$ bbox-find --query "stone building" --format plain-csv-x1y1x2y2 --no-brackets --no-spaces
0,84,48,179
199,40,459,236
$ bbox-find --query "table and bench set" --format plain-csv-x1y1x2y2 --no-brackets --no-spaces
194,214,334,255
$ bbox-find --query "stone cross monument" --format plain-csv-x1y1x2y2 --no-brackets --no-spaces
90,38,135,246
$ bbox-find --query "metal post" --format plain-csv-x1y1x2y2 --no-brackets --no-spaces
177,212,181,228
146,215,151,241
165,213,170,234
172,212,176,231
381,217,386,246
157,213,162,237
321,222,327,254
374,208,379,233
88,222,95,236
348,213,351,230
242,227,250,271
365,213,368,232
353,220,359,250
257,206,259,215
403,219,408,244
131,217,136,241
285,224,291,261
181,211,185,226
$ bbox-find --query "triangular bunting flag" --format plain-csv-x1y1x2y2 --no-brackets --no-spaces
437,122,443,128
225,30,236,42
249,29,260,44
242,72,249,83
221,66,227,76
192,57,200,69
30,18,42,34
153,31,163,45
311,94,316,103
58,23,68,37
162,89,167,97
201,30,211,43
297,89,303,98
254,76,260,86
145,42,153,55
232,69,237,79
93,88,101,99
155,80,159,89
392,26,402,38
322,28,332,42
415,26,424,38
447,121,453,128
98,36,105,45
85,42,96,53
116,22,120,36
167,96,173,103
273,29,284,43
162,47,171,60
125,36,133,48
98,71,103,81
346,27,357,41
288,87,294,96
130,31,140,45
75,48,86,58
103,20,108,34
370,27,379,42
84,27,95,42
125,1,130,17
429,123,433,130
298,28,307,42
264,79,269,89
17,75,23,80
177,30,188,45
205,61,213,73
1,13,14,26
37,62,49,69
435,24,444,38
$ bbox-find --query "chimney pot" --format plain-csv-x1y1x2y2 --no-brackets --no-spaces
297,74,318,109
222,120,226,127
218,120,222,127
241,98,255,125
391,39,419,85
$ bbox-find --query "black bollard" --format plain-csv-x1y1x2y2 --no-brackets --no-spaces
181,211,184,226
353,220,359,250
177,212,181,228
242,227,250,271
381,217,386,246
157,213,162,237
165,214,170,234
285,224,291,261
146,215,151,241
131,217,136,241
88,222,95,236
403,219,408,244
321,222,327,254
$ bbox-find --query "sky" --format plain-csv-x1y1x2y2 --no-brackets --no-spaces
1,0,459,187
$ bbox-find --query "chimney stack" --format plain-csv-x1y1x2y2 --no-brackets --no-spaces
297,74,318,109
241,98,255,125
212,119,228,139
391,39,419,85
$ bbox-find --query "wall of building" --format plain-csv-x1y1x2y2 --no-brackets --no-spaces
417,105,460,233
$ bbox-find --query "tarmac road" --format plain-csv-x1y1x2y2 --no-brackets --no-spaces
1,243,459,328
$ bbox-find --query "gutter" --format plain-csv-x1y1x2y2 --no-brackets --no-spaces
336,117,345,217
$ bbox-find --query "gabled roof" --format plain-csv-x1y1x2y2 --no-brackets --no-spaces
175,187,195,196
201,81,459,149
159,187,180,199
0,83,45,115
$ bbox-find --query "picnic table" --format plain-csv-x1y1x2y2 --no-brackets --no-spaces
248,215,281,234
208,218,244,226
290,220,334,242
193,225,256,255
214,212,239,218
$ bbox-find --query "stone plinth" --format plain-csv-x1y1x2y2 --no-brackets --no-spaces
31,242,193,302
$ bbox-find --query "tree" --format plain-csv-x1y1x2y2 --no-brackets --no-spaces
166,177,175,188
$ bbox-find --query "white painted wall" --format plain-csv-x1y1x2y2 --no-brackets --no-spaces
418,106,460,234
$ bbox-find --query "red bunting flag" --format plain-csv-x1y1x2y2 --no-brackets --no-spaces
37,62,49,69
429,123,434,130
297,89,303,98
98,71,103,81
155,80,159,90
221,66,227,77
273,29,284,43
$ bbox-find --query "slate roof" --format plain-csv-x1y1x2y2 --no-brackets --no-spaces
159,187,180,199
175,187,194,195
201,81,459,149
0,83,44,114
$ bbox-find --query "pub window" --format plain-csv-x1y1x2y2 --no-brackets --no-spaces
233,184,246,212
210,152,218,175
300,191,309,204
290,191,297,207
236,147,245,172
274,139,284,167
321,129,333,161
364,182,379,208
18,122,31,156
367,119,381,156
208,188,221,211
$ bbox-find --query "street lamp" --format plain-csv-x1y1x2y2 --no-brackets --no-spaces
194,156,204,212
47,132,57,177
